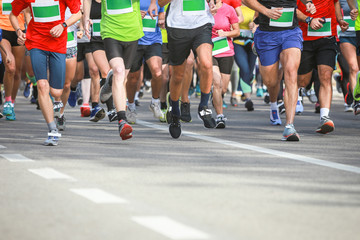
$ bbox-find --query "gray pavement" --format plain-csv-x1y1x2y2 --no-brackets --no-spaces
0,90,359,240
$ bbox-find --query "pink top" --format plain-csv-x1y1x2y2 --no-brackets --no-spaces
211,3,239,58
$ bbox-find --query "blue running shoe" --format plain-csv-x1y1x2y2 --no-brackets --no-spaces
270,108,282,125
89,105,106,122
68,90,77,107
3,101,13,116
6,107,16,121
23,83,31,98
256,88,264,97
295,100,304,115
282,124,300,141
44,130,61,146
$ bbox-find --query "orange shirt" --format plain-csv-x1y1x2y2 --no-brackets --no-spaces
0,0,25,31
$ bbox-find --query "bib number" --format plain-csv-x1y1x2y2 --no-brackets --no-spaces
31,0,61,23
142,15,157,32
308,18,331,37
269,8,294,27
92,19,101,37
344,16,355,31
67,29,76,48
106,0,133,15
182,0,206,16
2,0,12,15
212,37,230,56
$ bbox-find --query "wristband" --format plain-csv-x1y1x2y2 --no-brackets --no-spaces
306,1,313,4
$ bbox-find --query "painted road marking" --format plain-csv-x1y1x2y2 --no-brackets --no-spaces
137,120,360,174
132,216,210,239
70,188,128,204
28,168,76,181
0,154,34,162
0,145,6,149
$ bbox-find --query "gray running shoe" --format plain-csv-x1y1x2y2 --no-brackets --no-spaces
126,108,137,124
57,115,66,131
100,69,113,103
215,115,227,129
44,130,61,146
53,101,63,118
282,124,300,141
149,101,164,119
316,116,335,134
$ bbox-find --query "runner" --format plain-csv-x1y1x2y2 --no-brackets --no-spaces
211,0,239,128
0,0,26,121
126,0,165,124
0,28,11,119
86,0,157,140
297,0,348,134
243,0,316,141
10,0,81,145
159,0,217,139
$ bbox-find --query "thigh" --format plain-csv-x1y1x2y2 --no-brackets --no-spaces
315,37,337,69
30,49,48,81
49,52,66,89
167,27,192,66
340,42,359,71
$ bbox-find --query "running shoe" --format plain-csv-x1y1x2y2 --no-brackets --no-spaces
215,115,227,129
353,101,360,115
264,92,270,104
149,101,164,119
305,89,317,103
188,86,195,97
100,69,113,103
198,106,216,128
270,108,282,125
107,109,118,122
344,103,354,112
53,101,63,118
230,97,238,107
30,95,37,104
315,102,320,113
76,84,83,105
44,130,61,146
256,88,264,97
3,101,13,116
68,90,77,107
295,100,304,115
135,99,140,106
168,110,181,139
159,109,167,123
57,115,66,131
222,100,228,109
245,99,254,111
316,116,335,134
23,83,31,98
138,87,144,98
282,124,300,141
80,104,91,117
354,71,360,101
126,108,137,124
6,107,16,121
333,72,342,93
278,102,286,114
118,119,133,140
180,102,192,122
0,112,3,119
89,105,105,122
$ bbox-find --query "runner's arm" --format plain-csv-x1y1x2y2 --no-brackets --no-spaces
23,7,31,25
235,7,244,23
242,0,282,20
335,0,349,32
83,0,92,39
147,0,158,19
299,0,316,14
346,0,359,20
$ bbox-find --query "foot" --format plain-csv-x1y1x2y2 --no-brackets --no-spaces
270,108,282,125
230,97,238,107
245,99,254,111
316,116,335,134
149,101,164,119
89,105,106,122
180,102,192,123
198,106,216,128
354,71,360,101
215,115,227,129
169,110,181,139
53,101,63,118
282,124,300,141
118,119,133,140
68,90,77,107
44,130,61,146
295,100,304,115
80,104,91,117
107,109,118,122
126,108,137,124
353,101,360,115
57,115,66,131
100,69,113,103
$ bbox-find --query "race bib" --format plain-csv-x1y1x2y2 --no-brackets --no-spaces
92,19,101,37
142,15,157,32
308,18,331,37
212,37,230,56
31,0,61,23
106,0,133,15
344,16,355,31
183,0,206,16
269,8,294,27
2,0,12,15
67,29,76,48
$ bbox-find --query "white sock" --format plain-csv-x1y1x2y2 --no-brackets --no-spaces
320,108,329,119
216,114,224,118
270,102,278,110
128,102,136,111
134,91,139,100
151,97,160,104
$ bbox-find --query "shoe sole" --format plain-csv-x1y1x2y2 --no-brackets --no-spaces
197,113,216,128
81,108,91,117
282,133,300,141
215,122,225,129
270,120,282,126
89,109,106,122
169,125,182,139
316,122,335,134
120,124,133,140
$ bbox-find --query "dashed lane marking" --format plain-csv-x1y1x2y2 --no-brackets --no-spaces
0,154,34,162
28,168,76,181
70,188,128,204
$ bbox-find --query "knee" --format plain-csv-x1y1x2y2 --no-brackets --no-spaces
37,80,49,93
152,68,162,79
5,63,16,76
63,81,71,90
200,61,213,73
89,65,99,78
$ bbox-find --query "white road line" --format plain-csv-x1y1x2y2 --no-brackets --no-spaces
0,145,6,149
137,120,360,175
28,168,76,181
70,188,128,204
0,154,34,162
132,216,210,240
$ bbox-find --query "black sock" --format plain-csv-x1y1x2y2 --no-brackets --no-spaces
199,92,210,110
171,99,180,117
70,86,77,92
92,102,98,109
117,111,126,121
100,78,106,88
105,98,114,111
161,101,167,110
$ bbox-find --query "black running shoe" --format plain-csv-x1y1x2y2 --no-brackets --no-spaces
169,111,181,139
108,109,118,122
180,102,192,122
245,99,254,111
197,106,216,128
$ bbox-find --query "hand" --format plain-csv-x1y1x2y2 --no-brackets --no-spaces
158,19,165,29
140,10,147,19
217,29,227,37
50,24,64,38
338,19,349,32
310,17,324,30
5,55,11,64
84,18,92,39
147,2,158,19
17,30,26,45
209,1,217,16
350,9,358,21
265,8,283,20
251,24,258,34
77,29,84,39
305,2,316,14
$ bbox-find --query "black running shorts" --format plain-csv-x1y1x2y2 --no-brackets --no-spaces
130,43,162,72
212,56,234,75
103,38,138,70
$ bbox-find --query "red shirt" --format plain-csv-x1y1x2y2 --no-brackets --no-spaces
297,0,338,41
222,0,241,9
12,0,80,54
